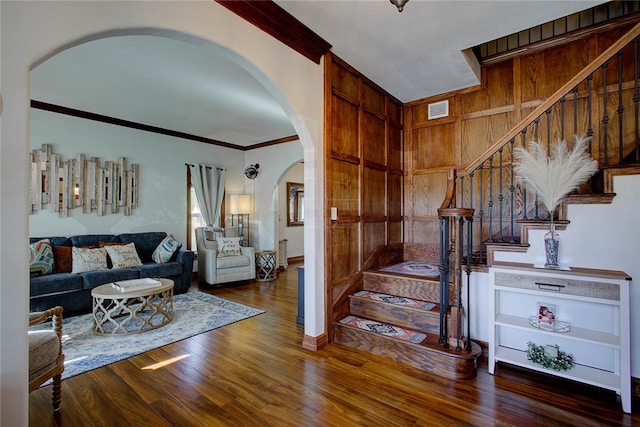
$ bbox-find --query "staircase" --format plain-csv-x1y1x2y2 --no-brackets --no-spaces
334,267,481,380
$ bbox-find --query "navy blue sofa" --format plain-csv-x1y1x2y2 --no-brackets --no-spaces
29,232,194,315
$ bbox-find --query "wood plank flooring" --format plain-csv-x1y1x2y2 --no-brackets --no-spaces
30,263,638,426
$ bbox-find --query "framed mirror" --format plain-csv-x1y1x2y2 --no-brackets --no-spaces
287,182,304,226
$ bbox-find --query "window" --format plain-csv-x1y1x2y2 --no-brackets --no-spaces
188,185,206,251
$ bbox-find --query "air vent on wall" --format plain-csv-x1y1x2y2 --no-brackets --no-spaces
428,100,449,120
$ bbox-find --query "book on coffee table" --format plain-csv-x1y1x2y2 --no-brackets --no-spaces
111,278,162,292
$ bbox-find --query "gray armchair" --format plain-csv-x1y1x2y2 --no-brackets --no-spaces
29,306,64,411
195,227,256,285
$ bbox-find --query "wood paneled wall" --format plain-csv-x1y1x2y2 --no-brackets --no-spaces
404,23,638,244
324,54,403,339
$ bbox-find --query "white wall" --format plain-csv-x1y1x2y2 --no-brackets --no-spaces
244,141,303,251
278,162,304,258
29,109,246,244
1,2,325,425
278,162,304,259
473,174,640,378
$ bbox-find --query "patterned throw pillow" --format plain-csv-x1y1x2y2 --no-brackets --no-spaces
105,242,143,269
71,247,108,274
152,234,182,264
216,237,242,258
29,239,54,277
53,245,73,273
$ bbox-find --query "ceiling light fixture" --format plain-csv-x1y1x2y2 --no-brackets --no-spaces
390,0,409,12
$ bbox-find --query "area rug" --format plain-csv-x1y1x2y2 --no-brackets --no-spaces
34,291,264,383
379,260,440,278
353,291,436,311
339,315,427,344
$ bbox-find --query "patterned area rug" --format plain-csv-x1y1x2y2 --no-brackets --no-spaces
34,291,264,383
379,260,440,277
354,291,436,310
340,315,427,344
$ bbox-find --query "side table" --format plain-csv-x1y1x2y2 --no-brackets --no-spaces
255,250,277,282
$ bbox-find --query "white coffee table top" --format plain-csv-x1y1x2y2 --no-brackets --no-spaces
92,278,173,298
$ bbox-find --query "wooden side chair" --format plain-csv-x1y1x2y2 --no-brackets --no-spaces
28,306,64,411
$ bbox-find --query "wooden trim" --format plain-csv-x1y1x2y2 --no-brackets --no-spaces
215,0,331,65
604,165,640,193
32,100,243,150
32,100,298,151
302,333,328,351
462,21,640,176
287,255,304,264
246,135,299,150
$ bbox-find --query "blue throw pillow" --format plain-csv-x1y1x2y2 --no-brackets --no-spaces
151,234,182,263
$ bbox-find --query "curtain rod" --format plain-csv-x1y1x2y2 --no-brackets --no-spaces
184,163,226,171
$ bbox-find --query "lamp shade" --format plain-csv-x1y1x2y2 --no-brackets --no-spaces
230,194,252,214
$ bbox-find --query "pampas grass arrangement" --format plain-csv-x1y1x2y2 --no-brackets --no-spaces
514,135,599,228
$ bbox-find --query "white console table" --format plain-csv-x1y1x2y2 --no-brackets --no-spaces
488,262,632,413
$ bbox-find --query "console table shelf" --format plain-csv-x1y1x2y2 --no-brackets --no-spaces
488,262,632,413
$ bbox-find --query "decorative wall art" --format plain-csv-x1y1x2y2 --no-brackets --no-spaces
30,144,139,217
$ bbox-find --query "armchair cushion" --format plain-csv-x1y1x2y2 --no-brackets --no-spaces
216,237,242,257
217,255,251,269
28,330,61,382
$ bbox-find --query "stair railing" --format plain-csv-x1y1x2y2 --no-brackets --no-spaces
444,21,640,262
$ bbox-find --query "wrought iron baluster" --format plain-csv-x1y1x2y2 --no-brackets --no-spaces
465,215,473,352
498,147,504,243
560,96,566,139
455,215,462,352
603,61,610,166
487,156,494,243
509,139,516,243
617,50,625,164
478,165,484,262
520,129,528,220
545,108,552,157
634,38,639,162
587,73,595,192
438,216,447,345
469,171,475,262
572,86,579,137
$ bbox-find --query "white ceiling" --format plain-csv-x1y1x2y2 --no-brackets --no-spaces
30,1,605,148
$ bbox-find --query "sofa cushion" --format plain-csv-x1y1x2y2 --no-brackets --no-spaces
152,234,182,263
81,268,139,290
30,239,55,277
118,232,167,263
71,247,108,274
217,255,251,269
52,246,73,273
30,272,84,297
133,262,182,279
70,234,119,248
104,243,142,268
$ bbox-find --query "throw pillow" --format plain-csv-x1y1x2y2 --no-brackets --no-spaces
71,247,108,274
104,243,143,269
53,245,73,273
152,234,182,264
29,239,54,277
216,237,242,258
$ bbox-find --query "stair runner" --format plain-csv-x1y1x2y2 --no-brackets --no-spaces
339,315,427,344
339,290,439,344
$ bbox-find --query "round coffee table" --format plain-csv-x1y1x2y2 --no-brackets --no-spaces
91,278,174,335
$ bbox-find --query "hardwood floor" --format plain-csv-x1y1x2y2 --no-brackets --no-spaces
30,263,637,426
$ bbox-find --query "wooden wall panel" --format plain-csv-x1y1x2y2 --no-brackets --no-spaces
389,124,403,171
362,167,386,217
330,222,360,280
411,124,456,170
410,220,440,245
411,172,448,217
325,54,403,340
460,112,513,165
462,61,514,113
363,112,386,165
331,97,359,159
330,160,360,217
388,173,402,218
363,222,386,261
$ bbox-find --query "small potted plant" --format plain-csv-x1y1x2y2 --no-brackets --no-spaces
514,135,598,268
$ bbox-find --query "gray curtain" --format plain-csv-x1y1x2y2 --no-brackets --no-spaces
189,164,225,227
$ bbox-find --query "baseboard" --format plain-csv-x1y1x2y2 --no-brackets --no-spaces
302,333,327,351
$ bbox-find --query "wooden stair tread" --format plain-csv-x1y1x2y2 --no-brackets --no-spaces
349,290,439,313
365,269,439,283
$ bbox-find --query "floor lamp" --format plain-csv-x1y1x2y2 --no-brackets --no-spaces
230,194,251,246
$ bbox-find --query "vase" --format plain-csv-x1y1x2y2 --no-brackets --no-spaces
544,226,559,268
